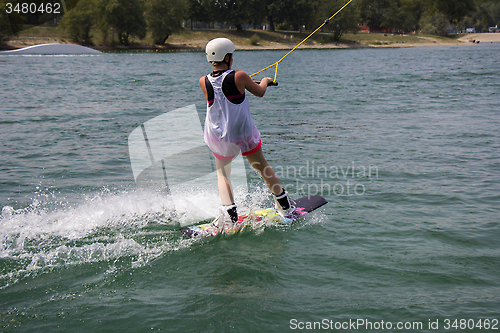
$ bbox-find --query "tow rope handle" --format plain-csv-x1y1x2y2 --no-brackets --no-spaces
254,80,279,86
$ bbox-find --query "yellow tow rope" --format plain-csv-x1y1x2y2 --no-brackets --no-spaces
250,0,354,83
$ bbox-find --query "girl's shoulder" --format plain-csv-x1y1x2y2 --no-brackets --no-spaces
233,70,251,82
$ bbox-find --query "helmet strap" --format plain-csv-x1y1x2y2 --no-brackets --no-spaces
223,54,232,70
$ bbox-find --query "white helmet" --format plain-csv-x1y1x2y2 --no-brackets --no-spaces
205,38,235,62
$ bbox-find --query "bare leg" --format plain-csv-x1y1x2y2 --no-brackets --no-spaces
245,148,283,195
214,157,234,206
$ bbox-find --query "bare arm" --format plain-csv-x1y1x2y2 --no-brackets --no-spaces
234,70,273,98
199,76,208,99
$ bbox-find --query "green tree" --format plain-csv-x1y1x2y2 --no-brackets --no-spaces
101,0,147,45
400,0,427,31
185,0,206,29
434,0,499,32
0,3,12,43
145,0,186,45
217,0,251,31
268,0,314,31
435,0,474,23
420,13,450,35
266,0,281,31
357,0,391,30
246,0,267,28
291,0,314,31
357,0,428,32
381,0,418,32
200,0,219,28
214,0,282,31
479,0,500,27
317,0,360,41
0,2,25,43
60,0,98,45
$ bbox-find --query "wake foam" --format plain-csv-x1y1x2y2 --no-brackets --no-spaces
0,185,275,289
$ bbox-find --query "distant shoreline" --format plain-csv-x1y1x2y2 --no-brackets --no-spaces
2,30,499,52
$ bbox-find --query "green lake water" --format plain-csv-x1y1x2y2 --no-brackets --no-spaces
1,44,499,332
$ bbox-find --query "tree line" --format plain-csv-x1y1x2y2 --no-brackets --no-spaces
1,0,500,46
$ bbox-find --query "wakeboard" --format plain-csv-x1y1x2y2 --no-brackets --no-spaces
179,195,327,238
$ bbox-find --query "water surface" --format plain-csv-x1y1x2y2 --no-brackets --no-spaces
1,44,499,332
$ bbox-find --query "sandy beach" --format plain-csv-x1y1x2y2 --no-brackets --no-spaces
458,32,500,43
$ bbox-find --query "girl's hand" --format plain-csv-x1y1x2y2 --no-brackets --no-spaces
261,77,274,86
254,77,278,86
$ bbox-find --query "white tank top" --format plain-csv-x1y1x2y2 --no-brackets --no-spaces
204,70,260,157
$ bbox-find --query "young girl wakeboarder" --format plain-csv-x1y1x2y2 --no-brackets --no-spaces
199,37,294,229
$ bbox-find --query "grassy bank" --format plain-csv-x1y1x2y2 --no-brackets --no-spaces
3,25,467,51
167,28,466,49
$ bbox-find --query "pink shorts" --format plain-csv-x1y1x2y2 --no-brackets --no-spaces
212,140,262,161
